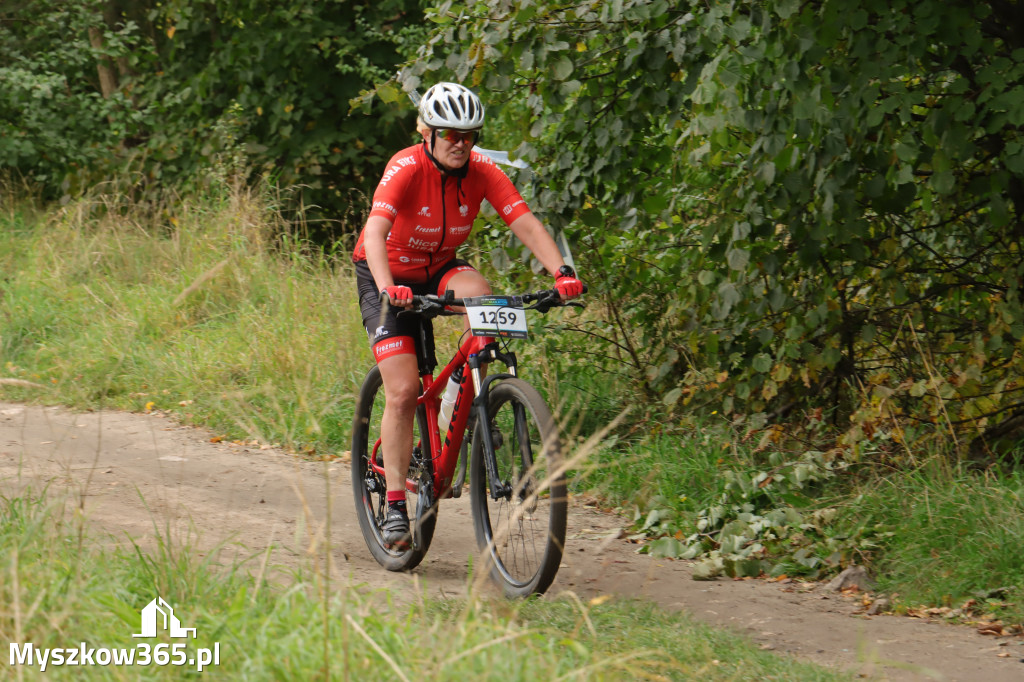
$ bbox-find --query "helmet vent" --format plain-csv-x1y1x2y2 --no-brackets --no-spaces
418,82,485,129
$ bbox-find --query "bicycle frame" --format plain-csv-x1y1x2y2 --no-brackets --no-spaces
366,327,517,499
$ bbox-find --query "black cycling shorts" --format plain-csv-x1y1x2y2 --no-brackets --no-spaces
355,259,477,361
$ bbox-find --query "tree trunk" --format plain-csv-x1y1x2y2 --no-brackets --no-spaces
87,26,119,99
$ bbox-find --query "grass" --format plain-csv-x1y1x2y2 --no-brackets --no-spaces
585,424,1024,622
580,415,1024,622
0,490,850,680
0,185,855,679
576,429,729,515
844,463,1024,620
1,182,1021,670
0,183,367,457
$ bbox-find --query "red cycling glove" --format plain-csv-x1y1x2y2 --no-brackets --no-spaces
381,285,413,306
554,265,584,300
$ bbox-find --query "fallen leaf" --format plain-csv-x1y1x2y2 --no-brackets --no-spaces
977,622,1004,636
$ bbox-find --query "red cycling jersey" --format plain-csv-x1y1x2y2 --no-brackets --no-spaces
352,143,532,283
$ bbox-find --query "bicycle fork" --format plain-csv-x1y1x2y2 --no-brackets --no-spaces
467,347,518,501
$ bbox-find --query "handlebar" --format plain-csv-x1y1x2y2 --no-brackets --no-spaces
394,286,588,320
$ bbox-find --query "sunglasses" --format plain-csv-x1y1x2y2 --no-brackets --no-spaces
434,128,480,145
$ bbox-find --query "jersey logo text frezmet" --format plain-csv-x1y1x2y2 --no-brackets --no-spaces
373,336,414,362
372,200,398,217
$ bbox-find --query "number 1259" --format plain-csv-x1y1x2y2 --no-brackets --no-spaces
477,310,518,326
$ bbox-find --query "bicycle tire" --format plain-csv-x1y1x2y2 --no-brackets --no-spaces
351,365,437,571
469,377,567,597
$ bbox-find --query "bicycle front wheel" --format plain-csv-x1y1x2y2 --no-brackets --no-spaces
351,365,436,572
469,378,567,597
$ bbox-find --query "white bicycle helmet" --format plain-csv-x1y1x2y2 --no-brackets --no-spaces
419,82,485,130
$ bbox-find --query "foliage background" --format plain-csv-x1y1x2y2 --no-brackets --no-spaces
0,0,428,236
4,0,1024,613
384,0,1024,467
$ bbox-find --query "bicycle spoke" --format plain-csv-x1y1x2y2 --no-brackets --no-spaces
351,365,436,571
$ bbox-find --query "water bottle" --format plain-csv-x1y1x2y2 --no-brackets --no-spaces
437,367,464,434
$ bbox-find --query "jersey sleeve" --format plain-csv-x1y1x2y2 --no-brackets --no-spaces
476,155,532,225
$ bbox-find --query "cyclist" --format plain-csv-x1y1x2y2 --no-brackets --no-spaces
352,82,584,550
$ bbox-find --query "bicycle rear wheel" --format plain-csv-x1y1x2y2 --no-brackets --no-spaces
469,377,566,597
351,365,436,571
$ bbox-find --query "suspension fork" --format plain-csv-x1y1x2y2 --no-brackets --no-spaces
468,346,519,500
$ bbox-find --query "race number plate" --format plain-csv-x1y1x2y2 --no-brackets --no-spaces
463,295,528,338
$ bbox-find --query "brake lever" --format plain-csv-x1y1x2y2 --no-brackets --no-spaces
420,300,445,316
527,287,590,313
396,300,439,318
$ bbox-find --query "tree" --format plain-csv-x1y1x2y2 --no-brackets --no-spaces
0,1,135,190
1,0,428,235
390,0,1024,460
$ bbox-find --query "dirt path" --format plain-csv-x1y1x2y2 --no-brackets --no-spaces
2,401,1022,681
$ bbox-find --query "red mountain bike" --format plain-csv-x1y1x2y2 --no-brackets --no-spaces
351,288,581,597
